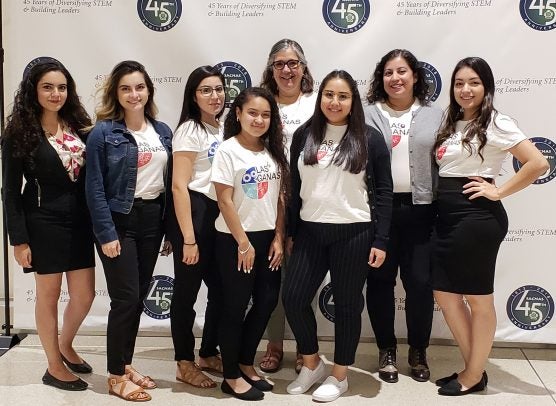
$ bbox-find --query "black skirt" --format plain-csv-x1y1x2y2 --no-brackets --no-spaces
432,177,508,295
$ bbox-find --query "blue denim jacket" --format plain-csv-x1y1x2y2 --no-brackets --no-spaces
85,118,173,244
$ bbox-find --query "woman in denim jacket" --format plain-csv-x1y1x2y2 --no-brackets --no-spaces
85,60,172,402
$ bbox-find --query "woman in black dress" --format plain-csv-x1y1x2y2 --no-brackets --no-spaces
2,59,95,391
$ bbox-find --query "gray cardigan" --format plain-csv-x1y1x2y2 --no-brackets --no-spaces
363,103,443,204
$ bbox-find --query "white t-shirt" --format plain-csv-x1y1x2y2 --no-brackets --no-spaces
299,124,371,224
172,120,223,200
278,92,317,153
377,101,419,192
130,122,167,199
211,137,282,233
436,113,526,178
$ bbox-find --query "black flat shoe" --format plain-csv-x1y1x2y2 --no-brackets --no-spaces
61,354,93,374
42,369,88,391
221,379,264,401
437,375,487,396
240,371,273,391
435,371,488,387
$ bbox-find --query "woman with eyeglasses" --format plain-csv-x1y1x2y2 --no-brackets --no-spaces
258,38,316,374
168,66,226,389
283,70,393,402
2,59,94,391
86,60,172,402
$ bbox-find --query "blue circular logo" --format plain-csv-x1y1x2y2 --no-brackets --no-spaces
507,285,554,330
143,275,174,319
214,61,252,108
318,282,364,323
513,137,556,184
520,0,556,31
419,61,442,102
137,0,182,32
208,141,219,163
322,0,370,34
23,56,61,80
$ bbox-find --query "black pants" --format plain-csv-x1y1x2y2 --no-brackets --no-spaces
169,190,222,361
366,193,435,350
217,230,281,379
283,221,373,366
99,198,164,375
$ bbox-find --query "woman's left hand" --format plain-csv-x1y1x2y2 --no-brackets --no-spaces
463,176,501,201
368,247,386,268
267,236,283,271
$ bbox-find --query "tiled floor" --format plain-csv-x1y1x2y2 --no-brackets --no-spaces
0,334,554,405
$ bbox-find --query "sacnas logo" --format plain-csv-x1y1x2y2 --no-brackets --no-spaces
137,0,182,32
208,141,219,164
520,0,556,31
513,137,556,184
322,0,370,34
143,275,174,320
319,282,365,323
507,285,554,330
419,61,442,102
214,61,252,108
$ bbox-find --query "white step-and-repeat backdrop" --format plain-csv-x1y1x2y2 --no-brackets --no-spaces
3,0,555,343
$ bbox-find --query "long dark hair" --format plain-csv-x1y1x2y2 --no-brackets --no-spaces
2,60,91,164
366,49,429,104
224,87,289,195
177,65,225,131
434,57,497,161
95,60,158,122
260,38,314,95
303,70,367,174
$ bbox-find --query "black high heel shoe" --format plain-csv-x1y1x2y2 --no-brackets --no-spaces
435,371,488,387
240,371,273,391
221,379,264,401
438,373,487,396
61,354,93,374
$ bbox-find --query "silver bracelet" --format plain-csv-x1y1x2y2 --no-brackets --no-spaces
238,242,251,255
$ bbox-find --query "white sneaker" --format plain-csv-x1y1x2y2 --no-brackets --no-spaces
312,376,348,402
286,359,326,394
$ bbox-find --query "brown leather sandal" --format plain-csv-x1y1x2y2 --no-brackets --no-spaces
176,361,217,388
108,376,152,402
259,348,283,373
125,366,157,390
199,355,223,374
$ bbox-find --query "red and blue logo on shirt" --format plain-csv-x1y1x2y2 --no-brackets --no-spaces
242,166,269,199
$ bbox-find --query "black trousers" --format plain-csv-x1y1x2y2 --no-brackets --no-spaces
283,221,373,366
217,230,281,379
99,198,164,375
169,190,222,361
366,193,435,350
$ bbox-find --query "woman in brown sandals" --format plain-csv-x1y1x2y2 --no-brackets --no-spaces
168,66,227,388
86,61,173,402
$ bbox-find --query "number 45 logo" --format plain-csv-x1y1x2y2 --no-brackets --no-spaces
137,0,182,32
507,285,554,330
520,0,556,30
322,0,371,34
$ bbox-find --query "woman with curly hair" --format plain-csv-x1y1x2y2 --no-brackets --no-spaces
2,59,94,391
211,87,289,401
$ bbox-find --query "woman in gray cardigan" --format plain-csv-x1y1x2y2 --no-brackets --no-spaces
363,49,443,384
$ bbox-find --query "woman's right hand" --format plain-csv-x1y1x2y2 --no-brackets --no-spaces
14,244,32,268
101,240,121,258
237,242,255,273
182,243,199,265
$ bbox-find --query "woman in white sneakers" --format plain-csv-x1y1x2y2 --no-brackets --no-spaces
283,70,393,402
433,57,548,396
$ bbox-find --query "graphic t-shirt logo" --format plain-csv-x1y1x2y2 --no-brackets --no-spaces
520,0,556,31
436,146,447,160
214,61,252,108
419,61,442,102
137,0,182,32
208,141,219,164
507,285,554,330
143,275,174,320
242,166,269,199
317,140,336,161
513,137,556,184
137,141,166,168
322,0,370,34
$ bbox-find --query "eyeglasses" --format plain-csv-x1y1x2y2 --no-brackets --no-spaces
322,90,352,102
196,86,225,97
270,59,300,70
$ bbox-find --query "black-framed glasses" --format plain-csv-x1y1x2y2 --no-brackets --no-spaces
196,86,225,97
270,59,300,70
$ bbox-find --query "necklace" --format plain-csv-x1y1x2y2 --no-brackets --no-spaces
43,122,62,140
